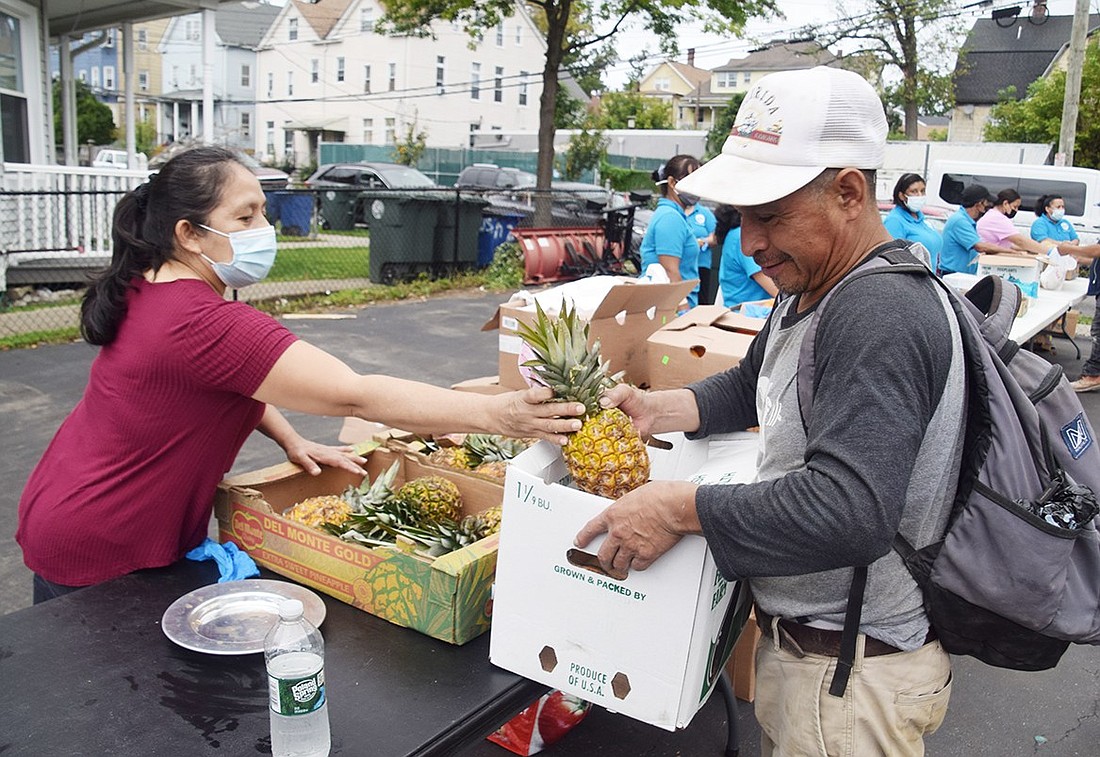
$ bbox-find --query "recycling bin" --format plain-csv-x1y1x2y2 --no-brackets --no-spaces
274,191,313,237
318,188,360,231
478,211,524,267
365,192,440,284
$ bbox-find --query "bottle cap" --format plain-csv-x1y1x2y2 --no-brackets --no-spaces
278,598,304,620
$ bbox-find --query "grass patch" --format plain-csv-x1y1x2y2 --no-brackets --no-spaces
0,327,81,350
268,245,370,281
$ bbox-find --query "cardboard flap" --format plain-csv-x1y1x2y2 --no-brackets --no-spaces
659,305,731,333
591,280,697,319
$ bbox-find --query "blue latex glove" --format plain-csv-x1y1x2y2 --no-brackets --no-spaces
185,538,260,583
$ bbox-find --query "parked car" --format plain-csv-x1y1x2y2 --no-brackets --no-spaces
455,163,536,191
305,162,439,190
457,163,631,226
92,148,148,171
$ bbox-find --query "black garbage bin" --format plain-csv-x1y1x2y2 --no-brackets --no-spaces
433,194,489,275
365,192,440,284
318,188,360,231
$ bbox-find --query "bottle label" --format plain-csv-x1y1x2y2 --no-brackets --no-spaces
268,667,326,716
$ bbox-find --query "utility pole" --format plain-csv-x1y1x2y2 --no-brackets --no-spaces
1057,0,1090,166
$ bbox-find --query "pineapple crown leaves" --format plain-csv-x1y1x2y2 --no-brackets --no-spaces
343,460,400,513
514,299,621,417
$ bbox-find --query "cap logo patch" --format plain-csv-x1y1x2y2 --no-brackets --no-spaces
731,86,783,146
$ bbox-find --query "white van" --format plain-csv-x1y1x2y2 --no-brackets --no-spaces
925,160,1100,242
92,148,148,171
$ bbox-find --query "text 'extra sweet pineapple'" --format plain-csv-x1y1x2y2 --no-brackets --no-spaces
515,299,649,499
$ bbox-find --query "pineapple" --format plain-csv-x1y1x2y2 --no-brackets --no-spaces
515,300,650,499
284,495,352,529
396,476,463,523
465,434,531,481
426,445,473,470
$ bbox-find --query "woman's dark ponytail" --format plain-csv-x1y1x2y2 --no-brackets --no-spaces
80,184,158,345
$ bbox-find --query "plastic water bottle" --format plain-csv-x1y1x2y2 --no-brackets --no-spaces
264,598,331,757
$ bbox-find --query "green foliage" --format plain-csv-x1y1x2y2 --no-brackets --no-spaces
482,242,525,290
984,42,1100,168
926,128,948,142
596,90,673,130
52,79,115,146
704,93,745,159
559,117,609,180
268,245,369,281
135,118,158,155
600,161,656,192
392,121,428,166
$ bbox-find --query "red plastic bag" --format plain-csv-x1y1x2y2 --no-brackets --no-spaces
487,690,590,755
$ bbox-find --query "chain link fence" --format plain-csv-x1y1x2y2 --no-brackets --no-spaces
1,184,650,340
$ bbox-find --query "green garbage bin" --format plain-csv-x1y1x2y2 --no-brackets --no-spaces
433,194,489,275
364,192,440,284
318,188,361,231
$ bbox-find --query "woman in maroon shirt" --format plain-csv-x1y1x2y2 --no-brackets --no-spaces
17,146,583,603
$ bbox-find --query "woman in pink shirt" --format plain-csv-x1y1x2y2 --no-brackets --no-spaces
17,146,584,603
977,188,1056,255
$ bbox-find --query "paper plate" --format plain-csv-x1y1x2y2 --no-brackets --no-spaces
161,579,326,655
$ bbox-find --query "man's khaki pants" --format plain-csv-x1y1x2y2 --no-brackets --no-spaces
754,629,952,756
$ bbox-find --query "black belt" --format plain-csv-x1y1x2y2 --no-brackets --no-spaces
756,609,930,658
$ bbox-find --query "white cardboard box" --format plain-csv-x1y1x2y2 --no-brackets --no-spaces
489,434,755,731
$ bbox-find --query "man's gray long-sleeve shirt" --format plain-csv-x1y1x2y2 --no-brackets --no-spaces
690,265,967,649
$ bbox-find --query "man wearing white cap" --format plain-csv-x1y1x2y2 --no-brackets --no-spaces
575,66,965,754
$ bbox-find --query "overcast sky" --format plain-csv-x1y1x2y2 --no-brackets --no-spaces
602,0,1099,90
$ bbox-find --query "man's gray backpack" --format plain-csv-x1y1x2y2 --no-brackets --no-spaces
798,244,1100,696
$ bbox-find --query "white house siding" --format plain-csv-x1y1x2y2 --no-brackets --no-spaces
254,0,545,167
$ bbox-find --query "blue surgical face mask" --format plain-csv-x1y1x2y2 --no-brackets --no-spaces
1050,208,1066,222
904,195,927,213
199,224,277,288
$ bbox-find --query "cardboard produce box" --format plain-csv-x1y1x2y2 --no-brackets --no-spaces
726,610,760,702
215,447,503,644
450,375,510,395
646,305,765,390
977,254,1042,299
483,276,696,390
490,433,758,730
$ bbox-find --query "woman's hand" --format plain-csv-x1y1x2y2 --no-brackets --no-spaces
493,386,585,445
283,439,368,477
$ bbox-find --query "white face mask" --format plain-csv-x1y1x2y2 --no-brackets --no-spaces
1050,208,1066,222
904,195,927,213
199,224,277,288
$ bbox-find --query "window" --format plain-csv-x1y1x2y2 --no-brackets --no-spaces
436,56,445,94
519,70,528,106
494,67,503,103
495,23,503,46
138,70,148,91
471,62,480,100
189,64,196,86
287,71,293,96
91,67,100,88
267,72,274,98
78,70,87,83
384,117,395,144
388,62,396,91
363,117,373,143
103,66,115,90
170,65,178,87
337,57,345,83
284,130,294,155
360,8,374,32
105,28,115,47
654,77,670,91
716,72,736,88
241,64,250,88
0,12,29,163
240,112,251,138
288,18,298,41
363,64,371,93
515,24,522,45
266,121,275,156
185,20,199,41
311,59,319,84
137,29,147,51
743,71,752,84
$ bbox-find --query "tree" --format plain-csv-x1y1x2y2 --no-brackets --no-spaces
380,0,777,222
52,79,115,147
703,92,746,159
559,114,608,179
811,0,964,139
596,90,673,130
392,120,429,166
984,41,1100,169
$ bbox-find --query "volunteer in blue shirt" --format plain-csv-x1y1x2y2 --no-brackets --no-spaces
684,201,718,305
639,154,701,308
883,173,943,271
939,184,1000,275
1030,194,1079,246
714,204,777,307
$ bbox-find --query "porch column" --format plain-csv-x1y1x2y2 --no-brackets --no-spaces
59,34,78,166
122,22,137,168
201,9,214,143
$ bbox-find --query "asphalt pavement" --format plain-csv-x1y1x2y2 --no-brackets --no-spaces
1,288,1098,756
